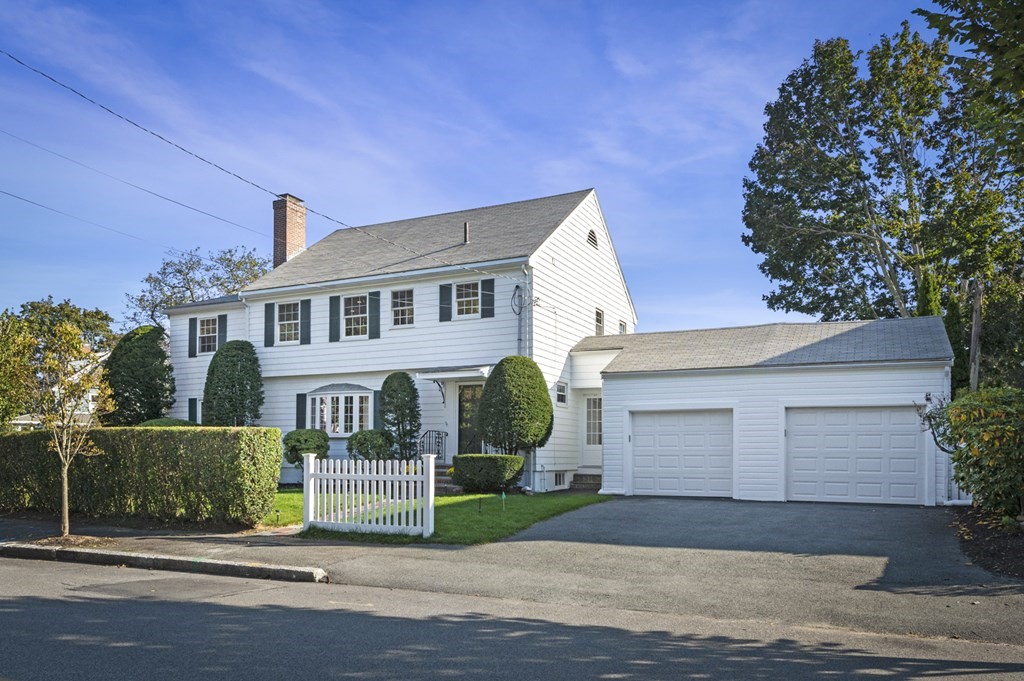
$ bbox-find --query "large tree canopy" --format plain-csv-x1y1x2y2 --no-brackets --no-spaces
103,325,175,425
125,246,270,327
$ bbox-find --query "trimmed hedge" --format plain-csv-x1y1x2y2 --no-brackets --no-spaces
138,418,196,427
451,454,525,492
283,428,329,468
0,427,281,527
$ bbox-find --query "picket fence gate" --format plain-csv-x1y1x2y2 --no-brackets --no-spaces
302,453,436,537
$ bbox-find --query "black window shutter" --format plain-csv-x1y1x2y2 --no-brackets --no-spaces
329,296,340,342
296,393,307,430
373,390,382,429
299,299,311,345
264,303,275,347
481,279,495,318
188,398,198,423
188,318,198,357
368,291,381,339
439,284,452,322
217,314,227,348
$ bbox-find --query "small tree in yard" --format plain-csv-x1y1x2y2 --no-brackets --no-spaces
202,340,264,426
30,321,109,537
0,311,34,432
477,356,553,455
380,371,421,460
103,325,175,425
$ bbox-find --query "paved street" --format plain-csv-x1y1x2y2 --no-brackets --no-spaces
2,558,1024,680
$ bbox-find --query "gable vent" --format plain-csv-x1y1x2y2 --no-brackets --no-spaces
587,229,598,249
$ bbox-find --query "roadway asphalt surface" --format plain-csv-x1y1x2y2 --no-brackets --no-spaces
2,558,1024,681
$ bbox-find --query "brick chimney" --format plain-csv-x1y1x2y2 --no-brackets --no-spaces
273,193,306,268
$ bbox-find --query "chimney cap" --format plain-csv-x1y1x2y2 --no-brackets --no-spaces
276,193,304,203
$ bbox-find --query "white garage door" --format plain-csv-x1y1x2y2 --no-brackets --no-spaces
786,407,925,505
632,410,733,496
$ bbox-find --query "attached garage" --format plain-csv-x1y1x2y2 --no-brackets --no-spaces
571,317,955,506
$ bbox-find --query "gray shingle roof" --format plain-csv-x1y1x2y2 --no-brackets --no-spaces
164,294,241,312
245,189,594,292
572,317,953,374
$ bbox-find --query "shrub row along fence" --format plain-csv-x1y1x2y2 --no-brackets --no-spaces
0,428,282,527
303,453,435,537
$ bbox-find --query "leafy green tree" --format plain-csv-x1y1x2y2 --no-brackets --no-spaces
477,356,553,455
125,246,270,327
943,290,971,396
18,296,115,353
916,270,942,317
916,0,1024,172
201,340,264,426
103,325,175,425
31,321,109,537
0,312,33,431
379,372,421,460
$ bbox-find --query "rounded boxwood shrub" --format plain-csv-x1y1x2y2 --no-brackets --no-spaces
347,429,393,461
139,417,196,427
202,340,264,426
478,356,553,454
451,454,525,492
283,428,330,468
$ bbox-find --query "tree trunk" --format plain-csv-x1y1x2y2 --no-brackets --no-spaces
968,278,983,392
60,461,70,537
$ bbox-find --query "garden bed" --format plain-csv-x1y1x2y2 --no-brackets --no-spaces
953,506,1024,580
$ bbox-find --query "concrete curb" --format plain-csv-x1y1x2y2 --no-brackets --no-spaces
0,543,329,583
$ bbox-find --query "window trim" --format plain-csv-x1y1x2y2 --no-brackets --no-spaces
277,301,301,344
595,309,605,336
308,390,373,438
618,320,627,335
343,294,369,338
197,317,218,354
391,289,415,327
455,281,481,319
586,397,603,445
555,382,568,407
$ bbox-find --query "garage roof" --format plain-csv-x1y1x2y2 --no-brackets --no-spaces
571,317,952,374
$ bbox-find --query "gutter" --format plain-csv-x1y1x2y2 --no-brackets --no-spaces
602,359,954,378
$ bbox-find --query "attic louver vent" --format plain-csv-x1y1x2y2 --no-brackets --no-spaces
587,229,599,249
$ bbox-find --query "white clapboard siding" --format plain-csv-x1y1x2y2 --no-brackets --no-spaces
528,192,636,475
166,303,247,422
600,363,950,504
303,454,435,537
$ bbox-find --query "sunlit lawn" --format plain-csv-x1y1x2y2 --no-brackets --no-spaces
264,489,609,544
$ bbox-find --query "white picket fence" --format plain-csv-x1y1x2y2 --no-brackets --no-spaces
302,453,436,537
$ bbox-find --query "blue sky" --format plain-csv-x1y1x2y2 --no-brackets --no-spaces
0,0,933,332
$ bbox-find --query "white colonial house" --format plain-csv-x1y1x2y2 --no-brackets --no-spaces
168,189,961,506
167,189,635,488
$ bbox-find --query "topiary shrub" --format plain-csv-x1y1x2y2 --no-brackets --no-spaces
202,340,264,426
478,356,553,454
451,454,525,492
347,429,393,461
103,325,175,425
283,428,329,468
941,387,1024,518
138,417,196,427
380,372,421,460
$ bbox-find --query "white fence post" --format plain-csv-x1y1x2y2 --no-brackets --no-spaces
421,454,436,538
303,453,315,530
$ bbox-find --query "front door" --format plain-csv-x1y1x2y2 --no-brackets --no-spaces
458,384,484,454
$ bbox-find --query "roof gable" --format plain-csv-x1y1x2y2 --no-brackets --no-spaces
572,317,953,374
245,189,593,292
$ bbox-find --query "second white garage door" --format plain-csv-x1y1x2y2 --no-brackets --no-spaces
786,407,926,505
632,410,733,496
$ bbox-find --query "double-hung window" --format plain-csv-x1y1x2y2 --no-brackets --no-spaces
392,289,414,326
455,282,480,317
344,295,368,337
278,302,300,343
198,318,218,353
555,382,568,406
595,309,605,336
309,391,372,437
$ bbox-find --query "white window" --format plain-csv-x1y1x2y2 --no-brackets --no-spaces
619,320,627,335
595,309,604,336
309,391,372,437
278,302,300,343
456,282,480,317
555,382,568,406
344,295,368,337
586,397,602,445
198,317,218,353
392,289,414,326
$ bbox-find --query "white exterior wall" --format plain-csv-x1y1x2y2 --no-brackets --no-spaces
528,192,635,481
167,302,247,421
599,363,952,504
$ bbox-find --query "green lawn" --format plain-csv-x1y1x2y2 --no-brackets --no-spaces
263,489,609,544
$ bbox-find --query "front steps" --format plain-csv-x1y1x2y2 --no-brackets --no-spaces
569,474,602,492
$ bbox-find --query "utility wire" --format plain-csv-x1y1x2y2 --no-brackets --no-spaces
0,127,269,238
1,48,525,284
